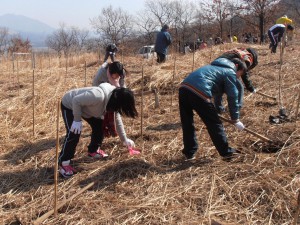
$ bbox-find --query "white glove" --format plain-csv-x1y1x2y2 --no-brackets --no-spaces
123,138,135,148
101,62,108,68
234,121,245,131
70,121,82,134
252,89,256,93
109,51,113,54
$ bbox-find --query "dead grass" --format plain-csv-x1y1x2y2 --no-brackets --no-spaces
1,39,300,225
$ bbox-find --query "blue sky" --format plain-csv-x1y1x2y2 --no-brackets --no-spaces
0,0,147,29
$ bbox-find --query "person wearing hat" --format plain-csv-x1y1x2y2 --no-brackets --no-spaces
92,61,132,140
276,15,293,25
179,58,246,161
213,48,258,114
104,43,118,62
268,23,294,53
154,24,172,63
58,84,138,178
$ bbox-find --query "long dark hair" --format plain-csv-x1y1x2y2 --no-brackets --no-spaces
106,88,138,118
107,61,130,79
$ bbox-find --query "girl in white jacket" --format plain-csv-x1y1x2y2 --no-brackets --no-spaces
59,83,138,178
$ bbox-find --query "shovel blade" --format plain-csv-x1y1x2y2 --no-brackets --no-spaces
279,108,287,117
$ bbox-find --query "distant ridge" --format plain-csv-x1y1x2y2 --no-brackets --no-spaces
0,14,56,47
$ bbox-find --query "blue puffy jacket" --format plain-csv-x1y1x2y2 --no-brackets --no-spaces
180,58,241,120
154,28,172,55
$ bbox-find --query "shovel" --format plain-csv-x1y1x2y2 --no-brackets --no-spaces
278,42,287,117
219,115,273,142
279,107,287,117
256,91,277,101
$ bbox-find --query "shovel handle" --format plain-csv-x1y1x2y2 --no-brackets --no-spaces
219,115,273,142
256,91,277,101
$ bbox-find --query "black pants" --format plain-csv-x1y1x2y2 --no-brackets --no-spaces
59,103,103,162
179,88,230,157
268,30,277,47
104,52,115,62
156,52,166,63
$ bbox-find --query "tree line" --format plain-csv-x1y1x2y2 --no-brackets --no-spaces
0,0,299,57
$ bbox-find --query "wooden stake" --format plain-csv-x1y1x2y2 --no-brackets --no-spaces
219,115,273,142
17,58,20,96
40,57,43,75
209,44,213,63
278,42,284,111
65,56,68,83
32,70,35,137
54,100,60,217
192,34,196,72
293,190,300,225
140,65,144,138
32,182,94,225
171,56,176,106
84,60,87,87
294,89,300,121
48,49,51,76
154,89,160,108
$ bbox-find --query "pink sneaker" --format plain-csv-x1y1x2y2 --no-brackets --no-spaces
59,160,76,178
88,148,109,159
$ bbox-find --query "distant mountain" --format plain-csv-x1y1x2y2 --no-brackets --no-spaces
0,14,56,47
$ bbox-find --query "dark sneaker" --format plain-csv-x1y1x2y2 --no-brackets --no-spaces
182,149,196,161
222,148,241,161
88,148,109,159
59,160,76,178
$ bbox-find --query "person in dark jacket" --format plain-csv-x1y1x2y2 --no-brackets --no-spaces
154,24,172,63
104,43,118,62
179,58,246,160
214,47,258,113
268,24,294,53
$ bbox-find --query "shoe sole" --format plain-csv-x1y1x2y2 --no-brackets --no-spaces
59,168,74,178
88,154,109,159
184,156,196,161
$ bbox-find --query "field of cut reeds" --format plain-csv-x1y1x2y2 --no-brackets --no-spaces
1,37,300,225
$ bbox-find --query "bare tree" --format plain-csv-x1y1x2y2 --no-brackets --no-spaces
294,0,300,16
135,10,159,44
241,0,280,43
0,27,9,56
145,0,175,27
200,0,236,39
90,5,134,44
282,0,300,19
172,0,197,50
46,24,77,57
72,27,89,53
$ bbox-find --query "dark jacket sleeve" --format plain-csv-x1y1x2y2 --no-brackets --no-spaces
166,32,172,46
241,71,255,92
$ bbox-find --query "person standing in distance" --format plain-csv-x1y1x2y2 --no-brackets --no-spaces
154,24,172,63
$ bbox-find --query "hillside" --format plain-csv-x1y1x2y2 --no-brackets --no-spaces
0,37,300,224
0,14,55,47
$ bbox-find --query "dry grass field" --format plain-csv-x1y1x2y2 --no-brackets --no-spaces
1,38,300,225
